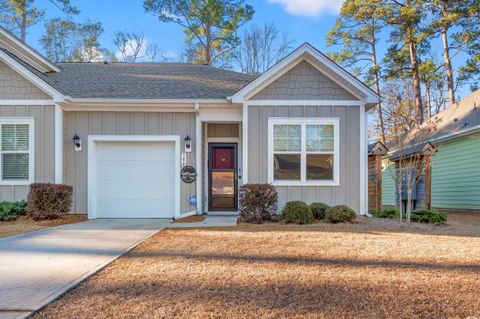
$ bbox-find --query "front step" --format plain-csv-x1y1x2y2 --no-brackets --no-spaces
207,211,239,217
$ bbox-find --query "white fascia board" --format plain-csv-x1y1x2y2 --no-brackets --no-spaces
0,27,60,72
231,43,380,104
385,125,480,157
245,100,363,106
432,125,480,144
64,98,229,104
0,50,64,101
197,108,242,122
60,98,231,112
0,100,55,106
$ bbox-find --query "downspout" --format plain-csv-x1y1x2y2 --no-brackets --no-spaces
194,102,202,215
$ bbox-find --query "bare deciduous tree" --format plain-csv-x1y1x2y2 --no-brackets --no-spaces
233,22,293,75
113,30,145,62
146,42,161,62
384,84,438,221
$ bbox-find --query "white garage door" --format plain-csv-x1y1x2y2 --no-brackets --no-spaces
94,141,176,218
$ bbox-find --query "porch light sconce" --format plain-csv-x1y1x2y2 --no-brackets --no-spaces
73,134,82,152
184,135,192,153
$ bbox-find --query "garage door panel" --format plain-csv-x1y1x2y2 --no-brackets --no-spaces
97,160,175,181
97,181,174,200
97,199,174,218
93,140,177,219
96,141,175,160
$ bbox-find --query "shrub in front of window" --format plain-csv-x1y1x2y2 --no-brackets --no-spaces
27,183,73,220
371,208,400,219
411,210,447,225
239,184,278,223
310,202,330,220
282,201,314,224
325,205,356,223
0,200,27,221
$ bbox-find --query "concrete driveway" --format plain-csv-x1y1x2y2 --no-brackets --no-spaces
0,219,171,319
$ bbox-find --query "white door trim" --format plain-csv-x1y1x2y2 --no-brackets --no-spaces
87,135,181,219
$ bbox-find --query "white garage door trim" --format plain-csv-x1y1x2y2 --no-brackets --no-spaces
87,135,181,219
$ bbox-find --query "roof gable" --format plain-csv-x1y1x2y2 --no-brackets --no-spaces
250,61,358,100
0,26,59,73
0,60,51,99
368,141,388,155
231,43,380,105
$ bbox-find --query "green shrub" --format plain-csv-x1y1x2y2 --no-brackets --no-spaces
0,201,27,222
310,202,330,220
27,183,73,220
282,201,314,224
371,208,400,219
326,205,357,223
239,184,278,223
411,210,447,225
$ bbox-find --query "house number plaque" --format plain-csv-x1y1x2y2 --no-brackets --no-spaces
180,166,196,183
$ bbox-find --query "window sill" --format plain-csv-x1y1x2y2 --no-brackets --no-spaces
0,180,32,186
271,180,339,187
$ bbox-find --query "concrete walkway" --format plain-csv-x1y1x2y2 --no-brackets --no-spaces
169,215,237,228
0,219,171,319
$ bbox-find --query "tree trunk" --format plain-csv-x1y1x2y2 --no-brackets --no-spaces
441,3,455,104
408,31,424,124
205,26,211,65
406,186,412,222
372,30,386,144
441,28,455,104
426,84,432,118
20,0,27,43
396,162,403,221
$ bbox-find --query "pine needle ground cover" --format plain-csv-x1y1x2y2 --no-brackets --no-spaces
34,213,480,319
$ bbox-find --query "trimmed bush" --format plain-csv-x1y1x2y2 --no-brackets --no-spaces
310,202,330,220
371,208,400,219
325,205,356,223
239,184,278,223
27,183,73,220
0,200,27,221
282,201,314,224
411,210,447,225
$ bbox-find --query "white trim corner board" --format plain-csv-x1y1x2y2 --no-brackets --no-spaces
54,104,63,183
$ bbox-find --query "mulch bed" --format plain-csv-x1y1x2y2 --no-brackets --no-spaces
33,212,480,319
173,214,205,223
0,214,87,238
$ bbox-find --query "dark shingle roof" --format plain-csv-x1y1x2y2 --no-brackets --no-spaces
45,62,254,99
384,90,480,156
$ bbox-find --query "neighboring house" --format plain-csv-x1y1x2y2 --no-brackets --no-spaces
0,26,380,219
381,89,480,211
368,141,388,212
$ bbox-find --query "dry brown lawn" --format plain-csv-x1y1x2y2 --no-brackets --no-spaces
34,213,480,319
0,214,87,238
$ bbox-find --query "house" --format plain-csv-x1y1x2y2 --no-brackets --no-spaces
381,89,480,211
0,26,380,219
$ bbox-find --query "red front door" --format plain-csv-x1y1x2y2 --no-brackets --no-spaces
208,143,238,211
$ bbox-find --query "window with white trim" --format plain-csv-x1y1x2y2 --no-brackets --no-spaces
0,119,34,183
268,118,339,186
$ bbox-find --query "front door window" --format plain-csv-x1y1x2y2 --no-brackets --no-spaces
209,144,237,211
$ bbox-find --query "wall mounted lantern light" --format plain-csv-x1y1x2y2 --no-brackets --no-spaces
184,135,192,153
73,134,82,152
